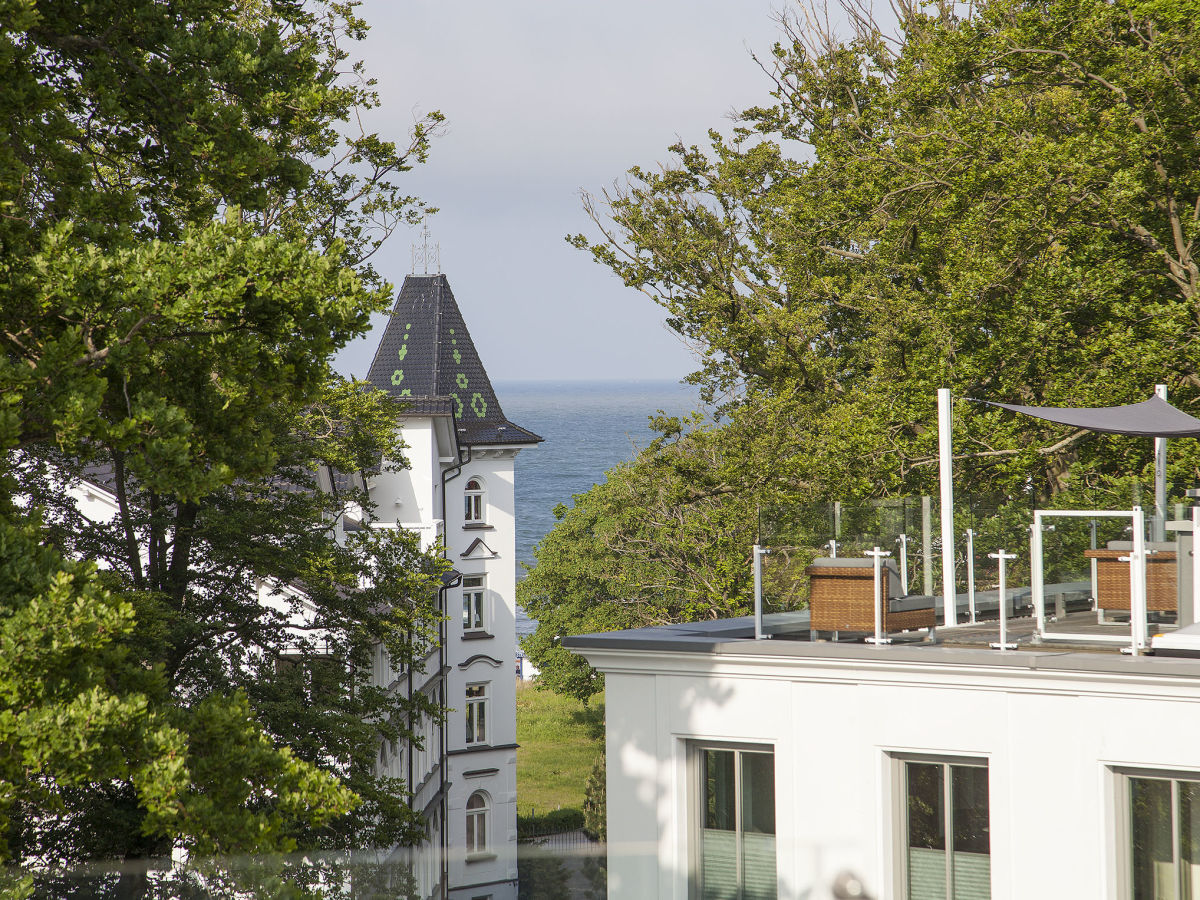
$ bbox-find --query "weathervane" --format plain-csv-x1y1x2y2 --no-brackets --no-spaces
411,219,441,274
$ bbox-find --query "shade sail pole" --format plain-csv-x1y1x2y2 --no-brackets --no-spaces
1155,384,1168,542
938,388,957,627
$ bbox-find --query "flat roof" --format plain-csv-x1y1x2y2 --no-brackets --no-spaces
563,614,1200,680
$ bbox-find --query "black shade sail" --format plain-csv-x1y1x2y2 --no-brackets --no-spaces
970,395,1200,438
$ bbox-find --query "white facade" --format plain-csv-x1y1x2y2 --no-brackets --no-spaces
571,631,1200,899
356,272,540,900
369,419,525,900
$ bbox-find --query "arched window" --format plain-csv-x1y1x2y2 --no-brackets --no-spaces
464,477,486,524
466,791,489,854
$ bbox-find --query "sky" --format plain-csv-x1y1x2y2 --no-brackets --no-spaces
331,0,789,383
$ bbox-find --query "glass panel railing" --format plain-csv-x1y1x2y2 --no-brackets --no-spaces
758,491,1200,644
1037,512,1134,642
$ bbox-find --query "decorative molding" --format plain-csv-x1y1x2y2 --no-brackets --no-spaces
459,654,504,670
448,742,520,757
461,537,498,559
463,767,500,778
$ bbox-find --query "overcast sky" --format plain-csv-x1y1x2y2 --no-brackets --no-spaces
331,0,789,383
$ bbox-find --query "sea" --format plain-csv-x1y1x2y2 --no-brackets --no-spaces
494,379,701,640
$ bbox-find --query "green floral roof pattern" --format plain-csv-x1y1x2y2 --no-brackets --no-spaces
365,274,542,445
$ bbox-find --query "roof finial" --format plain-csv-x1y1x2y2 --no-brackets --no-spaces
411,218,441,275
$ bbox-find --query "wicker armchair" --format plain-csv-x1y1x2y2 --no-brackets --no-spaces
805,558,936,633
1083,541,1177,613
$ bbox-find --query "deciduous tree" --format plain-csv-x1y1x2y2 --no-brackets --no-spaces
526,0,1200,693
1,0,443,894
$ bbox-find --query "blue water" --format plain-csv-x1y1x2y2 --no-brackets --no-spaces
495,379,700,638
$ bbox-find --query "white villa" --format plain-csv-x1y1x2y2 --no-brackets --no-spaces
362,272,540,900
567,393,1200,900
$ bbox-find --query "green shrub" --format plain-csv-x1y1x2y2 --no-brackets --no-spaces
582,754,606,842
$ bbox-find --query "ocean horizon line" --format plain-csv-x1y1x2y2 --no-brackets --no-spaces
493,376,693,386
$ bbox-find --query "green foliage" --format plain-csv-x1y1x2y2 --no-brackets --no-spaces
532,0,1200,693
518,417,765,701
516,852,572,900
0,0,443,894
514,683,604,814
582,755,606,843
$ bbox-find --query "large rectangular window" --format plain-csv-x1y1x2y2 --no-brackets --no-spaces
1124,772,1200,898
903,759,990,900
694,745,776,900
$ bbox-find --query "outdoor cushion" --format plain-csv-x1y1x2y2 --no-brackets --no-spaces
1105,540,1176,552
887,594,935,613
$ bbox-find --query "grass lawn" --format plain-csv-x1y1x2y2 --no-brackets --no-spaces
515,681,604,817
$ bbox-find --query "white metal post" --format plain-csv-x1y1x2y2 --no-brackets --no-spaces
897,533,910,596
1155,384,1168,543
865,547,892,645
1126,506,1148,655
1031,512,1046,636
922,496,933,597
938,388,957,627
966,529,976,623
753,544,764,640
1090,518,1099,611
1192,506,1200,626
989,549,1018,650
829,539,838,559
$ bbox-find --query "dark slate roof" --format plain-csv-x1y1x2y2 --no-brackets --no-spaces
365,274,542,446
394,397,455,417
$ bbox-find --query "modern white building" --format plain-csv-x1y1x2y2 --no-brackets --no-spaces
567,613,1200,899
364,273,540,900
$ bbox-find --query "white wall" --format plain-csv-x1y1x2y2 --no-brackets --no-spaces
583,648,1200,900
445,449,521,898
372,419,438,526
365,414,526,899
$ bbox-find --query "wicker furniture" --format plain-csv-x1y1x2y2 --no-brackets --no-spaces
1083,543,1177,613
805,558,935,633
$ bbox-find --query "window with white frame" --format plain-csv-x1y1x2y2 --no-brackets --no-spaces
900,757,991,900
466,791,489,855
465,682,488,745
463,575,487,633
1119,770,1200,898
693,744,776,900
464,478,486,524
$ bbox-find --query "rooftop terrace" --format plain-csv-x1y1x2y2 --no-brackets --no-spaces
563,609,1200,680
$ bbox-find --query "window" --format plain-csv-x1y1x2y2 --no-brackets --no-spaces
694,745,775,900
465,683,488,745
464,478,486,524
902,759,991,900
463,575,486,632
1123,771,1200,898
466,791,490,855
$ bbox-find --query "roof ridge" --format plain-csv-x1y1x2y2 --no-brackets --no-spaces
430,274,443,389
